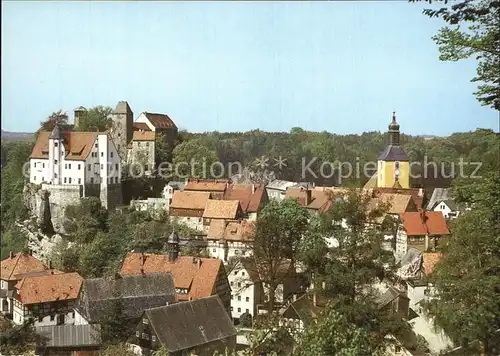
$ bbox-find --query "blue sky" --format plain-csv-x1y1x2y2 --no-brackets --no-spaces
2,1,498,135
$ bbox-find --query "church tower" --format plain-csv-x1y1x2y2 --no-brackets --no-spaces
376,112,410,189
109,101,133,166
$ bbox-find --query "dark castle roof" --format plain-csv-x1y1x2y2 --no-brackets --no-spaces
78,273,177,322
378,145,409,161
145,296,236,353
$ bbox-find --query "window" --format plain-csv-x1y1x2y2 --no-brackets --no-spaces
55,159,58,164
230,282,234,286
146,142,150,147
115,177,118,183
242,271,245,276
212,248,216,252
237,282,241,288
238,296,241,301
42,177,44,182
50,315,55,321
88,164,91,171
237,308,241,312
138,142,141,146
64,164,67,169
142,333,149,340
54,142,58,147
395,161,400,169
100,177,103,183
246,297,249,302
71,312,75,318
64,178,67,183
38,316,43,322
54,173,58,178
152,335,156,342
78,178,81,184
43,163,45,168
101,152,104,157
115,163,119,170
95,143,98,148
68,164,71,169
246,309,249,313
69,178,72,183
78,164,81,170
100,164,103,169
231,295,234,300
231,307,234,311
110,152,114,158
395,346,401,353
143,318,149,324
90,177,94,183
34,176,36,181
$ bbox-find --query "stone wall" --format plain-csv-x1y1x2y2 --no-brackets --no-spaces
100,183,123,210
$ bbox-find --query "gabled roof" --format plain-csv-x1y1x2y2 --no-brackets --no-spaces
426,188,452,211
378,145,409,161
16,272,83,305
266,180,297,191
432,199,458,211
1,252,47,281
132,122,151,131
170,191,211,210
285,188,332,213
142,112,177,130
207,220,255,242
113,101,133,114
120,254,224,301
400,211,450,236
132,131,155,141
185,179,230,192
30,131,99,161
203,200,241,219
377,286,409,309
374,187,425,210
36,324,102,348
223,184,267,213
145,296,236,353
78,273,177,322
371,193,415,214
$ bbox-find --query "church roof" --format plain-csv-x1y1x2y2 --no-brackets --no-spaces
378,145,409,161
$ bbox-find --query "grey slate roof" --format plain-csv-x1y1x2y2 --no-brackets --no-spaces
36,324,101,348
377,287,409,309
49,125,61,140
426,188,451,210
266,180,297,191
113,101,133,114
78,273,177,322
433,199,458,211
378,145,409,161
146,296,236,353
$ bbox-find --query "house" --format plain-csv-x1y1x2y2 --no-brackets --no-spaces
35,324,102,356
226,258,263,320
184,178,231,200
75,273,177,325
29,124,122,209
372,193,418,215
426,188,451,212
169,191,212,231
223,184,268,221
130,197,170,216
1,252,48,316
135,111,178,140
396,211,450,259
285,187,332,215
129,296,237,356
120,235,231,314
206,220,255,262
432,199,460,220
13,272,83,327
266,180,297,201
202,200,243,233
162,181,186,203
127,130,156,174
377,286,410,319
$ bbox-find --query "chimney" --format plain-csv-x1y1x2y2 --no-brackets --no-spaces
48,260,52,269
418,187,424,197
305,189,312,206
293,294,297,302
251,184,255,194
9,251,13,259
140,253,145,266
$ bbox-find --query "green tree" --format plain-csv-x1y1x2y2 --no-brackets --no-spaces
239,312,253,327
75,106,113,131
64,197,108,243
418,0,500,110
101,343,137,356
294,306,377,356
38,110,69,134
251,199,310,312
172,139,218,179
98,293,130,344
425,171,500,353
0,318,37,355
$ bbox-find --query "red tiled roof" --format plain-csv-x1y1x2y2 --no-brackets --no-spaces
143,112,177,130
422,252,443,275
400,211,450,236
16,272,83,305
170,191,211,210
1,253,47,281
374,188,425,210
185,179,230,192
207,220,255,241
120,253,223,301
133,122,151,131
203,200,241,219
285,187,332,213
132,131,155,141
223,184,267,213
30,131,99,161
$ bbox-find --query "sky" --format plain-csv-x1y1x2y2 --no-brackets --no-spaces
2,1,498,136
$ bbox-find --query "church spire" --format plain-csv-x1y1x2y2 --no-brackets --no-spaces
388,111,400,146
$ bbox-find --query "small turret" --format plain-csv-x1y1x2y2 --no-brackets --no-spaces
388,111,400,146
167,230,179,262
49,124,61,140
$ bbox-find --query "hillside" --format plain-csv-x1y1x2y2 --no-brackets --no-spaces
1,130,33,141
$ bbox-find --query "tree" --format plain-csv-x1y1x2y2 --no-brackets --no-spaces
172,139,218,179
75,106,113,131
294,306,377,356
416,0,500,110
98,292,130,344
239,312,253,327
64,197,108,243
251,199,310,312
101,343,137,356
425,171,500,353
38,110,68,133
0,318,37,355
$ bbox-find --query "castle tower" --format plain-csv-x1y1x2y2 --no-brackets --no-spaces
167,230,180,262
48,124,63,184
109,101,133,166
377,112,410,189
73,106,86,128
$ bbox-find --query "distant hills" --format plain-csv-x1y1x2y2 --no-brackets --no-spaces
1,130,33,141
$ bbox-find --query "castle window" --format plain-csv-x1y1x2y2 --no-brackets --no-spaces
237,307,241,312
146,142,150,147
100,164,103,169
68,164,71,169
43,163,45,168
138,142,141,146
64,164,67,169
152,335,156,342
34,162,36,168
34,176,36,181
55,160,58,165
95,143,98,148
246,297,249,302
64,178,67,183
69,178,72,183
110,152,114,158
395,161,400,169
78,178,81,184
90,177,94,183
88,164,91,171
54,142,58,147
78,164,81,170
115,177,118,183
238,296,241,301
115,164,119,170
